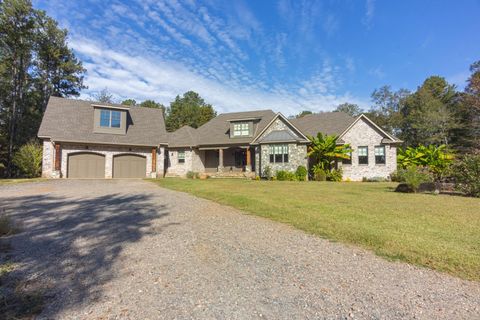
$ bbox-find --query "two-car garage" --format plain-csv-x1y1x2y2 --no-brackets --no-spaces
67,153,146,178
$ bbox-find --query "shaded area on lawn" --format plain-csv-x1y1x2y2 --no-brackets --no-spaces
0,192,171,318
154,179,480,281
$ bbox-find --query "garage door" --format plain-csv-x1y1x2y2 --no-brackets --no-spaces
113,154,146,178
68,153,105,178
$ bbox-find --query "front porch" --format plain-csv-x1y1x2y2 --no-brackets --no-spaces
201,146,255,177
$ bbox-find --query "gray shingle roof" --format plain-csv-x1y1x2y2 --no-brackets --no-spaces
289,111,356,137
168,125,197,148
257,130,301,143
38,96,168,146
195,110,276,146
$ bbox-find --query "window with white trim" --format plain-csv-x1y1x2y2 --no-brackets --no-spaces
269,144,289,163
233,122,250,136
358,146,368,165
100,109,121,128
178,150,185,164
375,146,386,164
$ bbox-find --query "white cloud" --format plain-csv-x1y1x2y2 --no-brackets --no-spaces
363,0,376,28
72,38,366,115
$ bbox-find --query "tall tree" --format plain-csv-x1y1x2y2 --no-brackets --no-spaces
0,0,36,176
456,61,480,152
296,110,312,118
94,88,114,103
334,103,363,117
403,76,460,146
33,10,85,112
0,0,86,176
165,91,216,131
121,99,136,106
366,86,410,136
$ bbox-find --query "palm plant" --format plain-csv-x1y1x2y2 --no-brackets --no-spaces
307,133,353,172
397,144,454,180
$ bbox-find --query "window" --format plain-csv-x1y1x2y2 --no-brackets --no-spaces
178,150,185,164
343,152,352,165
111,111,121,128
269,144,288,163
375,146,386,164
99,109,121,128
358,146,368,165
233,122,250,136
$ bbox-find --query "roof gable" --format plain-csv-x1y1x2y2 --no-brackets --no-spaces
251,113,309,144
338,114,402,143
195,109,276,146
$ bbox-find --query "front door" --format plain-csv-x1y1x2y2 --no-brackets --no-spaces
234,149,246,168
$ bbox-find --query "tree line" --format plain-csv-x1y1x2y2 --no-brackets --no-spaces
298,64,480,154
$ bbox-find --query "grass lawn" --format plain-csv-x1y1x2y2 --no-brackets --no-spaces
152,178,480,281
0,178,43,185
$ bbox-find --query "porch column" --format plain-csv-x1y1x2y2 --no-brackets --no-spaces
218,148,224,172
53,143,61,178
245,147,251,172
151,147,157,178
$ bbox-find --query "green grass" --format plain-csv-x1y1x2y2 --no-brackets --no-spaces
152,178,480,281
0,178,43,185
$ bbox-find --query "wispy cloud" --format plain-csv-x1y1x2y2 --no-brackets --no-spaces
369,66,386,79
73,38,364,115
363,0,376,28
36,0,367,115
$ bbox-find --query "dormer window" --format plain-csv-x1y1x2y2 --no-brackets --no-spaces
100,109,121,128
233,122,250,136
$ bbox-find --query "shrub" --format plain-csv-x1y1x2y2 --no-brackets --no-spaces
312,165,327,181
452,154,480,197
186,171,199,179
390,169,406,182
275,170,297,181
13,141,42,178
397,145,454,181
295,165,308,181
263,166,273,180
326,168,343,182
403,166,433,192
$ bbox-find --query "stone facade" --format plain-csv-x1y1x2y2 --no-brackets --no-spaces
259,143,308,176
42,140,164,178
42,139,54,178
339,118,397,181
255,116,308,177
165,148,201,177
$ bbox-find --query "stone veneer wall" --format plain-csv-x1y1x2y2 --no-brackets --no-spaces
42,139,54,178
256,116,308,177
165,148,197,177
42,140,164,178
259,143,308,176
339,118,397,181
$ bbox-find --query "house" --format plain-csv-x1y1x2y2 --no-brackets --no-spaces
38,97,402,180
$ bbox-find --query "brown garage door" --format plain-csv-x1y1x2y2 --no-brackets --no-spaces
113,154,146,178
68,153,105,178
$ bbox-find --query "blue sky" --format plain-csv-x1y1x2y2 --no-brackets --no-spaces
34,0,480,115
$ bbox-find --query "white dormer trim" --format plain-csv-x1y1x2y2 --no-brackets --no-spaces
91,104,130,111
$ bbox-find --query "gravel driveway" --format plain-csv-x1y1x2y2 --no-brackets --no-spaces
1,179,479,319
